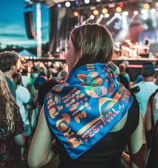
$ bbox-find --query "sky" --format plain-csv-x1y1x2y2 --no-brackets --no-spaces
0,0,50,48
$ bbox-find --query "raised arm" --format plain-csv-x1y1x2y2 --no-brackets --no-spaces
28,106,55,168
128,112,147,168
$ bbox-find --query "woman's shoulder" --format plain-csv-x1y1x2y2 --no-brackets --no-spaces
110,95,139,133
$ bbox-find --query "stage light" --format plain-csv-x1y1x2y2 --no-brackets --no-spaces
118,3,123,8
104,13,110,18
65,1,71,8
123,11,128,16
155,2,158,8
151,8,156,14
141,9,148,20
56,3,62,8
96,0,101,2
93,9,99,16
109,8,114,12
73,11,79,17
133,10,139,15
115,13,120,17
143,3,150,9
116,6,122,13
102,8,108,14
90,14,95,20
84,0,90,4
74,0,80,6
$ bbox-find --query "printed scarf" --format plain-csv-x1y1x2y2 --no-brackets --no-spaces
44,63,133,159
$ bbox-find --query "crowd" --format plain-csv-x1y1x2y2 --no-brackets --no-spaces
0,23,158,168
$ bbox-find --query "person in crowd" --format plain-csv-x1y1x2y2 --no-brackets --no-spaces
12,72,32,160
28,23,146,168
120,60,131,85
107,61,120,75
34,75,58,111
21,68,30,89
134,73,143,84
0,70,25,168
56,70,68,83
28,66,39,130
0,50,20,99
0,50,23,166
131,62,158,118
118,63,130,89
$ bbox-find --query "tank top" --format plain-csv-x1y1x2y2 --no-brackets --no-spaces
55,96,139,168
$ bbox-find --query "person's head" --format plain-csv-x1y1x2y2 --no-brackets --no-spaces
22,68,28,76
0,51,20,75
0,70,19,132
142,63,155,81
34,75,47,90
12,72,22,86
119,63,126,75
65,23,114,72
56,70,68,83
108,61,119,75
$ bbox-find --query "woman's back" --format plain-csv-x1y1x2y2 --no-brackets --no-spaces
0,106,24,168
57,96,139,168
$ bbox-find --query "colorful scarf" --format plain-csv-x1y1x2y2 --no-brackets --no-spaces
44,63,133,159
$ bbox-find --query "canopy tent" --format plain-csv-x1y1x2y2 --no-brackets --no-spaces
18,49,36,57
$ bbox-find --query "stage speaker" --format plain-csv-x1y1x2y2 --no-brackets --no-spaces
24,11,36,39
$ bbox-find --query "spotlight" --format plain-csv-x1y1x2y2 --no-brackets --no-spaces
84,0,90,4
118,3,123,8
133,10,139,15
90,14,95,20
93,9,99,16
56,3,62,8
102,8,108,14
156,2,158,8
123,11,128,16
116,6,122,13
73,11,79,17
74,0,80,6
143,3,150,9
65,1,71,8
151,8,156,14
104,13,110,18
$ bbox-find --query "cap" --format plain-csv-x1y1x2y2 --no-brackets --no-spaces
142,63,155,77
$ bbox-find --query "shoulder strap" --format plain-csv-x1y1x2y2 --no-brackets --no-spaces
149,89,158,127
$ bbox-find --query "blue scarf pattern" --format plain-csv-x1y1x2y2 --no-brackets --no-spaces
44,63,133,159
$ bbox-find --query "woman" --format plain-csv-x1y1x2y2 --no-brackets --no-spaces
28,24,146,168
13,72,32,160
0,70,25,168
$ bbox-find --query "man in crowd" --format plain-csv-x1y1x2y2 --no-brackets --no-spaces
131,62,158,118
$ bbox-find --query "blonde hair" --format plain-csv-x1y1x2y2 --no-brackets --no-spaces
0,70,19,132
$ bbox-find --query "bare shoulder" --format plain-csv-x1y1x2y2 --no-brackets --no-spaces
110,112,128,132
